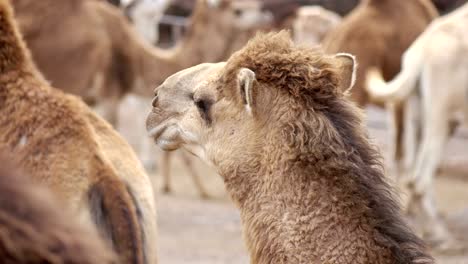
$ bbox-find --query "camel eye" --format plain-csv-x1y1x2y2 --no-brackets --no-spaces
195,98,208,113
194,98,213,124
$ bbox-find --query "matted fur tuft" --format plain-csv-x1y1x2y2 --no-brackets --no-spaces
221,31,343,105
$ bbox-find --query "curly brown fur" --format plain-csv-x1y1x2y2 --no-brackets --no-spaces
0,1,157,263
244,32,432,263
148,31,434,263
225,32,434,263
0,154,117,264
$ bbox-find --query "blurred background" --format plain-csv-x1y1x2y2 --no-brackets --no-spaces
9,0,468,263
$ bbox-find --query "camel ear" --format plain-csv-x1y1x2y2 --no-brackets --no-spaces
237,68,256,114
335,53,357,93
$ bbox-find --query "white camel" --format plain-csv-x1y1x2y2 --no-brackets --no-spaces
365,3,468,249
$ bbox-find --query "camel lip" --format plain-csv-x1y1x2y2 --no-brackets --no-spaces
155,138,180,151
147,123,167,140
148,124,182,151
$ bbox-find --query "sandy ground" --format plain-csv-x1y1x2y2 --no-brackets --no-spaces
123,103,468,263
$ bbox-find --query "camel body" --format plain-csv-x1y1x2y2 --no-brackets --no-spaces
0,1,157,263
12,0,271,197
0,154,117,264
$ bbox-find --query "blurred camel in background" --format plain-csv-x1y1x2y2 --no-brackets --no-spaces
323,0,438,181
12,0,269,124
109,0,172,45
366,2,468,249
292,5,341,46
11,0,271,198
0,0,158,261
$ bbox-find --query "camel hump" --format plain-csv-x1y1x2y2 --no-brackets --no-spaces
88,177,147,264
0,0,32,73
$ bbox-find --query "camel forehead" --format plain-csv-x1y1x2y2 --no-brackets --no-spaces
163,62,226,92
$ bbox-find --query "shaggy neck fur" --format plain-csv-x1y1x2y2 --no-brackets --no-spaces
222,100,433,264
218,33,433,264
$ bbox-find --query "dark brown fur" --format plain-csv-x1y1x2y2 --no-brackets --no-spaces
0,1,157,263
88,177,145,264
220,32,434,263
0,154,117,264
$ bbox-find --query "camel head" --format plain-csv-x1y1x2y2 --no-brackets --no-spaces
227,0,273,30
293,6,342,46
147,31,357,170
200,0,272,30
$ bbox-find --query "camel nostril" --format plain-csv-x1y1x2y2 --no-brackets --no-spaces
151,95,158,107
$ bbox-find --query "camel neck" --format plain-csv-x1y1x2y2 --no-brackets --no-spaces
228,156,432,263
221,104,433,263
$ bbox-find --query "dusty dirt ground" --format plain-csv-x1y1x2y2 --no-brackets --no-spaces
135,105,468,263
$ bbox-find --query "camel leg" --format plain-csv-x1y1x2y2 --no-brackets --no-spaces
393,103,405,173
160,151,172,194
406,103,452,245
406,187,451,247
140,136,157,171
385,102,399,179
178,151,210,199
402,95,420,172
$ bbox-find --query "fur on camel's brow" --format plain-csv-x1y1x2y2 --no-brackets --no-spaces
221,32,344,107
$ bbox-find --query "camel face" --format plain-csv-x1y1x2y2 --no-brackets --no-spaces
146,61,256,165
146,63,226,158
210,0,272,30
146,61,263,167
147,32,358,168
228,0,273,29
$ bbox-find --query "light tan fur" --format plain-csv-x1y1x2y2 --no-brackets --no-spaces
0,1,157,263
146,31,433,263
365,3,468,249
